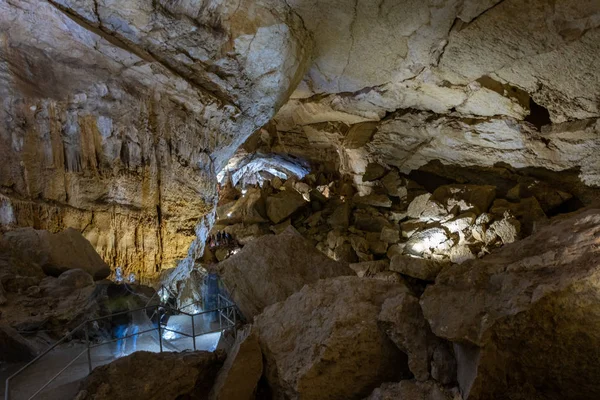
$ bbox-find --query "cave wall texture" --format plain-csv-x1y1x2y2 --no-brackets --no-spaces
0,0,311,279
1,0,599,279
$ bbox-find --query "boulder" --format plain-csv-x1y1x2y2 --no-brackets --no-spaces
406,194,448,221
362,163,387,182
404,228,453,258
431,184,496,214
365,380,460,400
1,227,110,280
0,322,38,362
381,170,408,198
266,189,306,224
353,193,393,208
255,276,411,400
421,208,600,400
328,201,352,228
209,326,263,400
380,226,400,243
217,187,267,225
390,255,447,281
222,223,271,245
75,351,225,400
354,211,393,232
490,197,547,235
217,227,352,319
333,242,358,263
39,269,94,298
486,212,520,245
378,292,443,381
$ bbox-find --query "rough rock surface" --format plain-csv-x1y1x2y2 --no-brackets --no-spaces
209,326,263,400
1,227,110,279
266,189,307,224
75,350,225,400
365,380,460,400
255,276,411,400
0,322,38,362
421,208,600,399
390,255,447,282
0,0,312,280
217,227,352,319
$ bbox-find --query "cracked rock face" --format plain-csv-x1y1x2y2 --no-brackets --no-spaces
269,0,600,191
0,0,311,279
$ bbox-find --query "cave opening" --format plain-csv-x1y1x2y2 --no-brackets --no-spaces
524,97,552,130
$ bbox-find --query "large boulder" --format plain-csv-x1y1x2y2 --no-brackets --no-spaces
0,322,38,362
421,208,600,399
255,276,411,400
266,190,307,224
1,228,110,280
390,255,448,281
217,187,267,225
209,326,263,400
217,227,352,319
75,351,225,400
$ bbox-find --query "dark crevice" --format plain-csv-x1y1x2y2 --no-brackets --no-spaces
524,98,552,131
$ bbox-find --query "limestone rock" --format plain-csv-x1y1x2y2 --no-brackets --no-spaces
431,342,457,386
222,224,271,246
407,194,449,221
432,185,496,215
486,213,520,245
0,281,6,305
390,255,447,281
421,208,600,399
350,260,390,278
75,351,225,400
217,227,352,319
381,170,408,198
380,226,400,243
217,188,267,225
209,326,263,400
266,190,307,224
362,163,387,182
328,201,352,228
0,322,38,362
353,193,393,208
1,227,110,280
404,228,453,258
365,380,460,400
39,269,94,299
378,292,441,381
255,276,411,400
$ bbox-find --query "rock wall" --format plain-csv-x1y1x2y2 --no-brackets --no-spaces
0,0,312,280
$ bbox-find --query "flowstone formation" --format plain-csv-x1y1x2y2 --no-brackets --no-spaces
0,0,311,280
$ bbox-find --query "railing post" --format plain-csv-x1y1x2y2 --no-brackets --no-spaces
191,314,196,351
157,305,163,353
85,322,92,374
5,377,10,400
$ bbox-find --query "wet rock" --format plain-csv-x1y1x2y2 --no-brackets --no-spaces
350,260,390,278
0,322,38,362
217,227,352,319
75,351,225,400
1,227,110,280
209,326,263,400
353,193,393,208
421,208,600,400
255,276,411,400
431,185,496,214
362,163,387,182
381,170,408,198
390,255,447,282
365,380,460,400
266,190,307,224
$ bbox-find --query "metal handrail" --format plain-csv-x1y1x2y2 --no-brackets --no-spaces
5,298,238,400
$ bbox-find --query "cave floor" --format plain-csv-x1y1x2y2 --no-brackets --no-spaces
1,318,222,400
